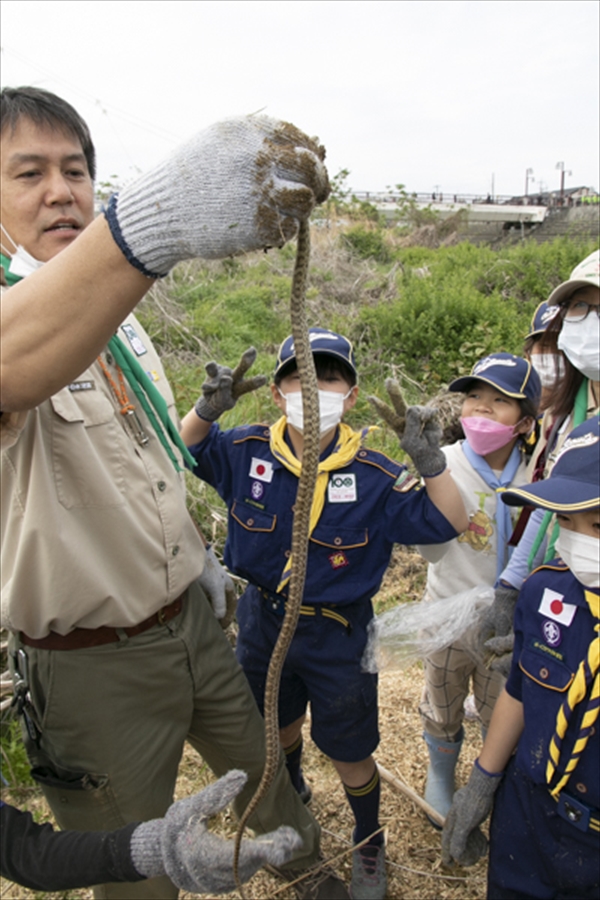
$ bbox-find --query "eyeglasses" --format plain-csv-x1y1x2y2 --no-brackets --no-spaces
564,300,600,324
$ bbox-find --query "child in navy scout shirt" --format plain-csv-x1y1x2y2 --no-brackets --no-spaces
442,416,600,900
181,328,468,900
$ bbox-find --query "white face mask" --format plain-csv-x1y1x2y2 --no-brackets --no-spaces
531,353,566,389
557,316,600,381
1,224,45,278
279,388,352,436
556,529,600,588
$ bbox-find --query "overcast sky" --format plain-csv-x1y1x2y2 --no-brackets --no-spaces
2,0,598,197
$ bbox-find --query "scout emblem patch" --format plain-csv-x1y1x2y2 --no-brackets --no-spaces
538,588,577,626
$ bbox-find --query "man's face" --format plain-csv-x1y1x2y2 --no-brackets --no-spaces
1,117,94,262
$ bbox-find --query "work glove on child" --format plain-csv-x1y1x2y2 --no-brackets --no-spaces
441,763,502,867
130,770,302,894
368,379,447,477
478,584,519,677
105,116,330,277
198,545,236,620
194,347,266,422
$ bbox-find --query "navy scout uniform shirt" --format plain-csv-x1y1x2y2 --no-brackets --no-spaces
506,562,599,809
189,422,458,606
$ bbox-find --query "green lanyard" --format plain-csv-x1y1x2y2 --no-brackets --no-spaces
107,335,196,472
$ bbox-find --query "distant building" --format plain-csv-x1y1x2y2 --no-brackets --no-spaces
503,186,599,207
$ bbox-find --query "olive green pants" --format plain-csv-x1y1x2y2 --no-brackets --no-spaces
10,582,320,898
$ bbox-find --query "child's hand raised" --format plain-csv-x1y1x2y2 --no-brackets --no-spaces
368,380,447,478
194,347,267,422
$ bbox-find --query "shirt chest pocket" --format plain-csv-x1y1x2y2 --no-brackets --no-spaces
231,500,276,533
519,647,574,693
49,388,128,509
309,524,369,551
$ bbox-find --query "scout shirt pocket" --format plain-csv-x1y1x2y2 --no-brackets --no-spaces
49,386,127,509
308,524,370,597
231,500,277,534
519,645,574,693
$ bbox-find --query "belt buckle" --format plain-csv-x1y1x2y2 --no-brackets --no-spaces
557,793,591,832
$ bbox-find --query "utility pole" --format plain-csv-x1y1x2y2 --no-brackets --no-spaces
556,161,572,204
525,168,534,197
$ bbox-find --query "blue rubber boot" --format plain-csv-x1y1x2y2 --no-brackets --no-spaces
423,729,463,826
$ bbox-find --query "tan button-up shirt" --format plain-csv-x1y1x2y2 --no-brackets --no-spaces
1,310,205,638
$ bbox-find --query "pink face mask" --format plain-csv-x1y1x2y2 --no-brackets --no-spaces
461,416,520,456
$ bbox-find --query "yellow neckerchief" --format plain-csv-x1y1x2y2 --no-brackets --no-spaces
269,417,376,593
546,589,600,798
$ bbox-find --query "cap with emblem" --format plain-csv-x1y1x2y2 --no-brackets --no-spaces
525,301,560,339
546,248,600,307
274,327,358,380
448,352,541,406
500,417,600,512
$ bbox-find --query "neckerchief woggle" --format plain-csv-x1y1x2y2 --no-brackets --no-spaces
270,418,376,593
461,440,522,583
2,260,194,472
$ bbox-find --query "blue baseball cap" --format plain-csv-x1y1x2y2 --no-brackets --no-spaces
500,418,600,512
525,301,560,339
448,352,541,406
274,327,358,380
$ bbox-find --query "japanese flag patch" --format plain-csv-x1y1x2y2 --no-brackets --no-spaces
249,458,274,483
538,588,577,626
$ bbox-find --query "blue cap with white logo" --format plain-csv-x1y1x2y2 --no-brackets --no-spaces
274,327,358,380
525,301,560,339
500,417,600,512
448,352,541,406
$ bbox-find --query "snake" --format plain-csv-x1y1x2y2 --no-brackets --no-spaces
233,218,320,897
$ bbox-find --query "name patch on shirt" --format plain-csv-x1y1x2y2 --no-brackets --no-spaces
68,380,95,392
328,473,357,503
121,323,147,356
249,458,274,483
538,588,577,626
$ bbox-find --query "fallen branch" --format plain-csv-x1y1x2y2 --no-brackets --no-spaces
377,761,445,828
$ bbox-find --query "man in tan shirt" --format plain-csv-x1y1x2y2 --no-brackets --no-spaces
0,87,344,899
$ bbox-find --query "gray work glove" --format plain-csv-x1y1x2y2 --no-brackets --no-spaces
130,770,302,894
479,585,519,675
198,546,236,619
441,763,502,867
485,633,515,678
194,347,266,422
368,380,446,477
105,116,329,277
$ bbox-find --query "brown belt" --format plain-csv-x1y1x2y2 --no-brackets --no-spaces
19,594,185,651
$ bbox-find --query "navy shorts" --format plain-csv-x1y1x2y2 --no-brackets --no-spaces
488,759,600,899
236,584,379,762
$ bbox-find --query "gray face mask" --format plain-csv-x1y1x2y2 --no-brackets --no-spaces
557,316,600,381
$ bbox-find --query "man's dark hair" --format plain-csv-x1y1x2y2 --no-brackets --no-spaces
274,355,357,388
0,86,96,181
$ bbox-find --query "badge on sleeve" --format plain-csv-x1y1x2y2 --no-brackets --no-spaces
328,474,357,503
538,588,577,626
121,323,147,356
249,458,274,483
